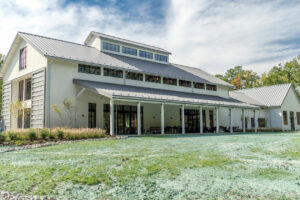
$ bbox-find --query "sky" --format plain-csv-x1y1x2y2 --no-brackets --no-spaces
0,0,300,75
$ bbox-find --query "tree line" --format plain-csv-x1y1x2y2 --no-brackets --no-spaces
216,55,300,95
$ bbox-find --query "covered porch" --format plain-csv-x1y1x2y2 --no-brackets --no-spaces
73,79,258,135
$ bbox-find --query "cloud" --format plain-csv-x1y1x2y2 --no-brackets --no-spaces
0,0,300,75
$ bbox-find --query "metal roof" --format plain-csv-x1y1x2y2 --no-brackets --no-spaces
18,32,232,87
229,84,292,107
73,79,257,109
84,31,171,54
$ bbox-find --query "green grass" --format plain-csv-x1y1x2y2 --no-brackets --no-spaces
0,132,300,199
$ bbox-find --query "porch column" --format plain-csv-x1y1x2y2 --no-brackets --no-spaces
216,107,219,133
161,103,165,135
199,106,203,134
254,110,257,133
110,99,114,136
242,109,246,133
229,108,233,133
181,105,185,134
137,101,141,135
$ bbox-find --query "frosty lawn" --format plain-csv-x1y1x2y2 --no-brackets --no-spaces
0,132,299,199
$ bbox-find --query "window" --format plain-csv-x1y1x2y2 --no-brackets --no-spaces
103,42,120,52
206,84,217,91
258,118,266,127
24,108,31,128
126,72,143,81
17,108,31,129
163,77,177,85
145,74,161,83
155,54,168,62
88,103,96,128
194,82,205,89
19,47,27,70
78,64,101,75
104,68,123,78
179,80,191,87
297,112,300,125
283,111,288,125
18,80,24,101
25,78,31,100
139,50,153,59
122,46,137,56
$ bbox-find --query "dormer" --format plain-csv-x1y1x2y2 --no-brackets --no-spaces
84,31,171,64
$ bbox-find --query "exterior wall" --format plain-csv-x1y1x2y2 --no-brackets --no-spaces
3,39,47,83
2,37,47,130
86,36,100,50
280,88,300,131
219,108,266,129
266,108,282,128
2,83,11,130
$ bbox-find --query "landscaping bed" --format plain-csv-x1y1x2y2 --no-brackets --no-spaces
0,128,109,146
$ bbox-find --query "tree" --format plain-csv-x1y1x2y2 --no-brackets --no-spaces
216,66,261,89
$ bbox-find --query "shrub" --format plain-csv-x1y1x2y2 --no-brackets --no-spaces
48,133,56,140
57,130,64,140
0,133,6,143
40,129,50,140
27,130,37,141
8,132,19,141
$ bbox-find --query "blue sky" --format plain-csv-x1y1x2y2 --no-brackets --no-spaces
0,0,299,74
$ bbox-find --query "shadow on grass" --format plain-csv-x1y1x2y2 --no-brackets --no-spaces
127,131,298,139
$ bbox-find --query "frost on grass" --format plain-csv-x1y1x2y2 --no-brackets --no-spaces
0,132,300,199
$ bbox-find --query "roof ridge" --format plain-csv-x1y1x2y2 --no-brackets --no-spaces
18,31,92,48
238,83,291,91
91,31,170,53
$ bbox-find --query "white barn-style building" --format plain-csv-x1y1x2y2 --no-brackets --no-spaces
0,32,299,134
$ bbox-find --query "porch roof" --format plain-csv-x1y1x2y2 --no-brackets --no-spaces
73,79,257,109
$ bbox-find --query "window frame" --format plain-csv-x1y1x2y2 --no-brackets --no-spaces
179,80,191,88
78,64,101,75
297,112,300,125
19,47,27,70
139,50,153,59
283,111,288,125
104,68,123,78
122,46,137,56
155,54,168,62
25,78,32,100
126,71,143,81
18,80,24,101
102,42,120,52
145,74,161,83
163,77,177,86
206,84,217,91
194,82,205,89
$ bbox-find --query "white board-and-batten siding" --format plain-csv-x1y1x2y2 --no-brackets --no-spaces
2,82,12,130
30,68,46,128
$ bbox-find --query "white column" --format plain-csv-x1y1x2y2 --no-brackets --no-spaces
110,99,114,136
137,101,141,135
181,105,185,134
161,103,165,134
242,109,246,133
254,110,257,133
199,106,203,134
229,108,233,133
216,107,219,133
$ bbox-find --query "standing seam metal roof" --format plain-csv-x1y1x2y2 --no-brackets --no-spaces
73,79,257,109
229,84,292,107
18,32,232,87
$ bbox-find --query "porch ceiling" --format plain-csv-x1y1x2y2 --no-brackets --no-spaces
73,79,258,109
